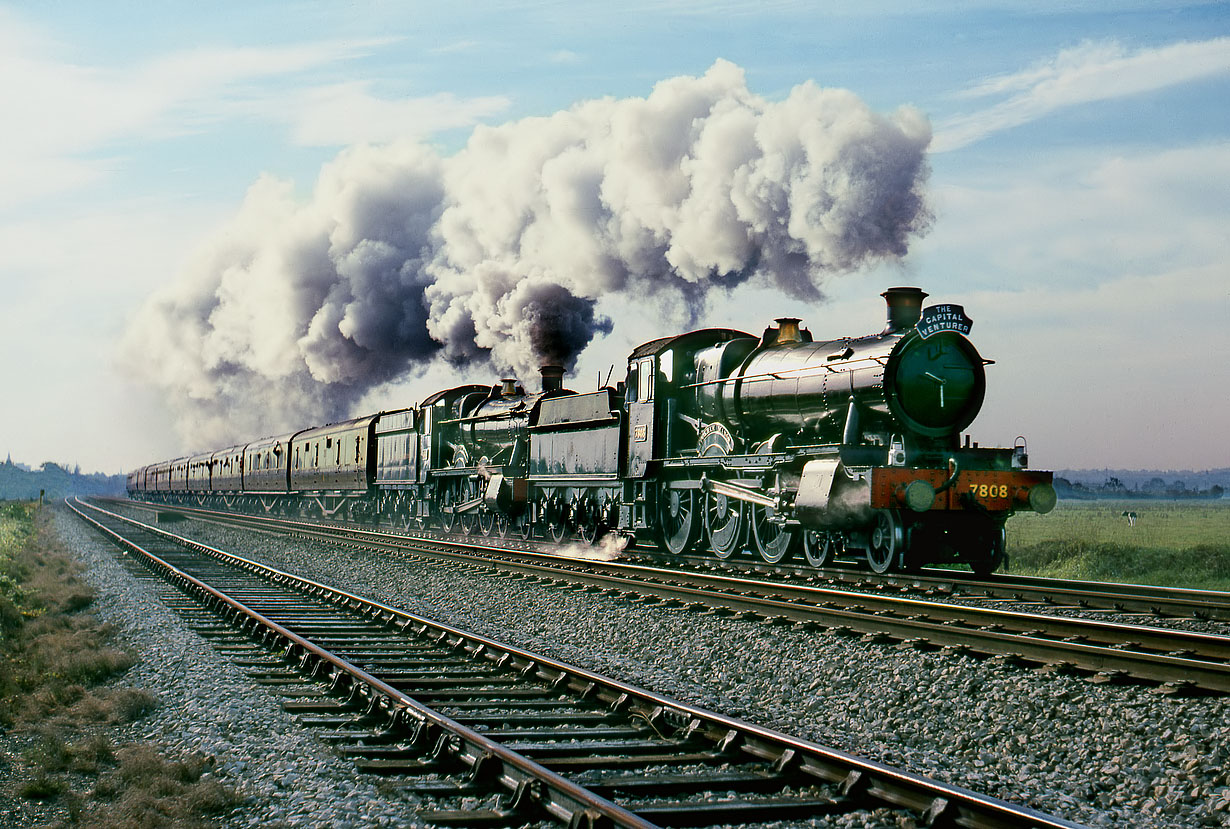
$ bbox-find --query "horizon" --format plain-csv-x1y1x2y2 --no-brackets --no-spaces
1,2,1228,473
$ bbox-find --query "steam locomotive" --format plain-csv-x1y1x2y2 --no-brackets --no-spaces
127,287,1055,574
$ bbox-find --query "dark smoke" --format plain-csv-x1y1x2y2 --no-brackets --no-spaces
123,60,932,448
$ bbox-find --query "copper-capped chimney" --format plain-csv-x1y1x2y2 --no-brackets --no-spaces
500,378,518,397
881,287,928,334
540,365,564,393
775,318,803,344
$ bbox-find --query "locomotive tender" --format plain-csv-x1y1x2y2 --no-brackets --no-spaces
128,288,1055,574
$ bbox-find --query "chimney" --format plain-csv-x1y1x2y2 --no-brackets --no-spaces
540,365,564,393
775,318,803,344
881,287,928,334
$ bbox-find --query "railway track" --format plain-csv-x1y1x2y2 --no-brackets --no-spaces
70,497,1080,828
660,557,1230,625
108,498,1230,696
103,496,1230,625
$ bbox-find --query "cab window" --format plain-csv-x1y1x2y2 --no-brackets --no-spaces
638,357,654,402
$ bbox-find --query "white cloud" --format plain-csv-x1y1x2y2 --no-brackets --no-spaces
934,38,1230,151
920,142,1230,286
428,39,480,55
0,10,504,209
288,83,510,146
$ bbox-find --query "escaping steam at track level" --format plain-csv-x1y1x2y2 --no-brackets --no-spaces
123,59,933,449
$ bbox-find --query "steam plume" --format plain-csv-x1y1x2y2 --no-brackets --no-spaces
123,60,932,448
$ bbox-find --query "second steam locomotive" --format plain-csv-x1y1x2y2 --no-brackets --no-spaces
128,287,1055,574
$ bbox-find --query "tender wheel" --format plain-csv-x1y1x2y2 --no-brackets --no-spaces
970,524,1006,576
656,484,699,556
546,494,569,542
575,496,600,544
751,504,797,564
866,510,903,574
704,490,743,559
802,529,839,568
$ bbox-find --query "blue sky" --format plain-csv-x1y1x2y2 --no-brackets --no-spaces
1,1,1228,474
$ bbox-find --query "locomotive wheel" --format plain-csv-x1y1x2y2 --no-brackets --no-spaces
704,491,742,559
478,508,496,537
866,510,903,574
657,485,699,556
459,480,480,535
970,524,1007,576
751,504,797,564
438,484,459,532
802,529,839,568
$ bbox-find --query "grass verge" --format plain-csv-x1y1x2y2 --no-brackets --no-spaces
0,501,239,826
1006,499,1230,590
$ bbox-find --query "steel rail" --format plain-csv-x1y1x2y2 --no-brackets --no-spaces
697,558,1230,623
72,498,1081,829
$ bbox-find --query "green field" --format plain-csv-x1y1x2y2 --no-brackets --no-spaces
1005,498,1230,590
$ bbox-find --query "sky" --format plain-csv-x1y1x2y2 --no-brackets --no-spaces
1,1,1228,475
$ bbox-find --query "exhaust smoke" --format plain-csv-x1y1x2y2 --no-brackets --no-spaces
123,60,932,448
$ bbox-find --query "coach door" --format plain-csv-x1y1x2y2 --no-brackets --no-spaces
625,356,656,478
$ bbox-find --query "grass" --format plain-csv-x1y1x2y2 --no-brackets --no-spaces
0,501,239,826
1005,499,1230,590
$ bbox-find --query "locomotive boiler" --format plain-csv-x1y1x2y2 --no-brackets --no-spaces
127,286,1054,575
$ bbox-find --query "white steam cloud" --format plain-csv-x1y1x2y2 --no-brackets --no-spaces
123,60,932,448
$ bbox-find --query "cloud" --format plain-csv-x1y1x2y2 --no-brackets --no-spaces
933,37,1230,151
0,11,503,209
288,83,511,146
922,141,1230,284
